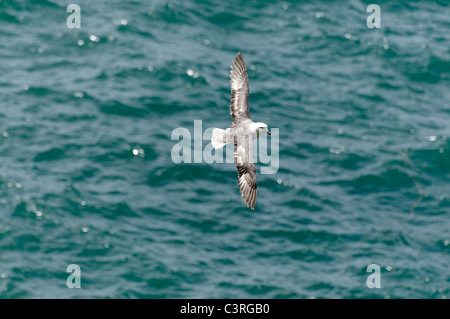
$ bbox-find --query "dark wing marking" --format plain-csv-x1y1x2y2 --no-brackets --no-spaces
234,135,257,210
230,52,250,123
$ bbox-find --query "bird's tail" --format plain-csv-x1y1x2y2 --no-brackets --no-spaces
211,128,230,149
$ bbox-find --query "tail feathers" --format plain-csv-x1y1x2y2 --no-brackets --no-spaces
211,128,230,149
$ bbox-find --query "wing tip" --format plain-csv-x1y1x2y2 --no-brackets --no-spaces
238,182,257,210
232,52,246,70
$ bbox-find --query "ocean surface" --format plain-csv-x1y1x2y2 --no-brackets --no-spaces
0,0,449,298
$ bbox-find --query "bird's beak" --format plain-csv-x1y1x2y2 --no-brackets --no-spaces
267,131,271,135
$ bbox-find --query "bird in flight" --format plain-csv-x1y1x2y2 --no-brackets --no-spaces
211,52,271,210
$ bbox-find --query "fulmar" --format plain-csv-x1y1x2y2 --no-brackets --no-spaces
211,52,271,210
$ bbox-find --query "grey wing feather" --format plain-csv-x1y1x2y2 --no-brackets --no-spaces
234,135,257,210
230,52,250,123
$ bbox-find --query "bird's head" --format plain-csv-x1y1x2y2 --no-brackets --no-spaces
254,122,271,138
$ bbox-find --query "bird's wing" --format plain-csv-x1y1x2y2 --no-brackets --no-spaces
234,135,257,210
230,52,250,123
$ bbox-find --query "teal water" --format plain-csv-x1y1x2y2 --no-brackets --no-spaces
0,0,449,298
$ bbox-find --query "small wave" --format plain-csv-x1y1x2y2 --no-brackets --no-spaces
33,147,65,162
147,164,233,187
98,100,149,118
0,12,22,24
255,229,359,244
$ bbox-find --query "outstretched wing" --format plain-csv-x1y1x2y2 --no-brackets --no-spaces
234,135,257,210
230,52,250,123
